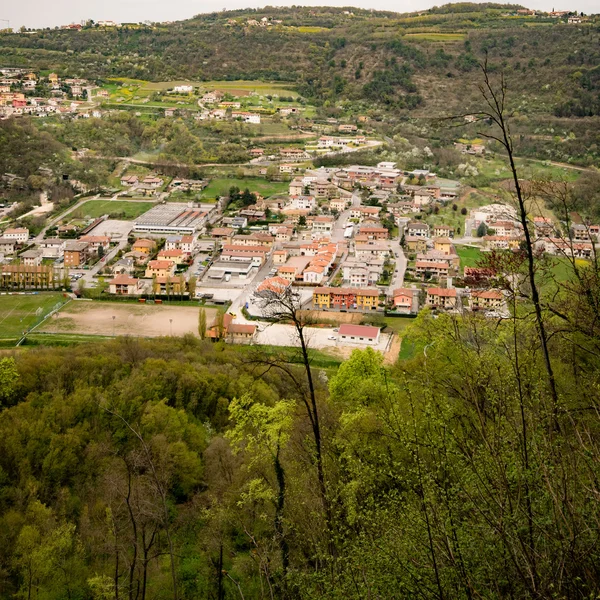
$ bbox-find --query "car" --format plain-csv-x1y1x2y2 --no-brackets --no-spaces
327,335,336,340
333,328,339,332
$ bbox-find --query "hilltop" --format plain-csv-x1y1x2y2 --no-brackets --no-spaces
0,3,598,120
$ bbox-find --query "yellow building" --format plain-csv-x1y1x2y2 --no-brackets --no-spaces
145,260,175,278
433,237,454,256
133,239,156,255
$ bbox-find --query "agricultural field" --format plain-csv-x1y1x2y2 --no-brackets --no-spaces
104,79,299,99
0,292,68,345
404,32,466,41
456,245,483,269
200,178,289,199
75,200,156,220
40,301,217,338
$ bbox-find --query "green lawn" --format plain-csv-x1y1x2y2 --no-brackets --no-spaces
0,293,68,343
383,317,415,334
456,246,483,269
200,178,289,199
76,200,155,220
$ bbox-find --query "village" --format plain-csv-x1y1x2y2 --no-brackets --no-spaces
2,139,596,352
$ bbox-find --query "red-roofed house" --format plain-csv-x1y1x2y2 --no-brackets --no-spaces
426,287,457,309
392,288,415,312
469,289,505,311
109,275,140,296
337,324,380,345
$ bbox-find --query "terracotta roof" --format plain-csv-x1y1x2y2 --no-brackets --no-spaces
471,289,503,299
393,288,414,298
110,275,138,285
427,287,457,297
338,324,380,339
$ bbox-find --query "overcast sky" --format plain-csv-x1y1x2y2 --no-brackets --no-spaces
2,0,593,30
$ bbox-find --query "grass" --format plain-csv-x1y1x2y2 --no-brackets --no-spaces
0,292,68,343
76,200,155,219
456,246,483,269
383,316,415,334
200,178,289,199
23,333,114,346
404,32,466,41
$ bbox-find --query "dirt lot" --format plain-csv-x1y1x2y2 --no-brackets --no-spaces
40,301,216,338
299,310,364,325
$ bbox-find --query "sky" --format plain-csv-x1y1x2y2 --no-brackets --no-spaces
1,0,593,30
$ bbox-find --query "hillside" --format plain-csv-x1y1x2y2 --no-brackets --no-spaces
0,3,598,118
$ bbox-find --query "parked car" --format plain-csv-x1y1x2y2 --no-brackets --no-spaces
327,335,336,340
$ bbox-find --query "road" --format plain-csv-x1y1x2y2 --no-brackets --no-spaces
331,190,361,242
387,238,407,294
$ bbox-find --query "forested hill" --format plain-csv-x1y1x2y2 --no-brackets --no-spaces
0,3,599,116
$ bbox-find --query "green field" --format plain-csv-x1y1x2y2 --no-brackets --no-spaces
107,78,299,98
456,245,483,269
200,178,289,199
77,200,155,219
404,32,466,41
0,293,68,344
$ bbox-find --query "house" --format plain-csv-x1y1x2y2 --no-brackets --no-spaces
417,250,460,270
165,235,196,254
469,289,505,311
416,261,450,279
433,224,454,238
141,176,163,188
392,288,415,313
433,237,454,255
289,195,316,211
404,236,428,253
0,238,16,254
359,226,389,240
273,250,288,265
3,227,29,243
257,276,293,295
338,124,358,133
312,287,380,311
342,257,384,287
289,178,305,196
132,239,156,254
533,217,554,238
279,147,307,161
426,287,457,310
206,312,256,342
488,220,520,237
109,275,140,296
145,260,176,278
231,111,260,124
19,249,43,266
337,324,380,345
231,233,274,248
80,235,110,253
330,198,349,212
121,175,139,186
173,85,193,93
158,249,186,265
38,239,65,258
312,216,335,234
355,241,389,261
483,236,522,250
407,222,430,238
350,206,380,221
571,223,591,242
249,148,264,158
153,275,187,295
211,227,234,242
64,241,90,267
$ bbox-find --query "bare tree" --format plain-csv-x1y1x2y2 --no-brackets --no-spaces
252,284,331,540
452,58,559,419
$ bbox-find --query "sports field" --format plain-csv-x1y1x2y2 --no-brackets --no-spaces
40,301,217,338
0,292,68,344
77,200,156,219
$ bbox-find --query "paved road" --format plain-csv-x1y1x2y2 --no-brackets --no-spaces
388,238,407,294
331,190,361,242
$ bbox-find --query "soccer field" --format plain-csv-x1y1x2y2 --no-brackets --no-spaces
0,292,68,344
